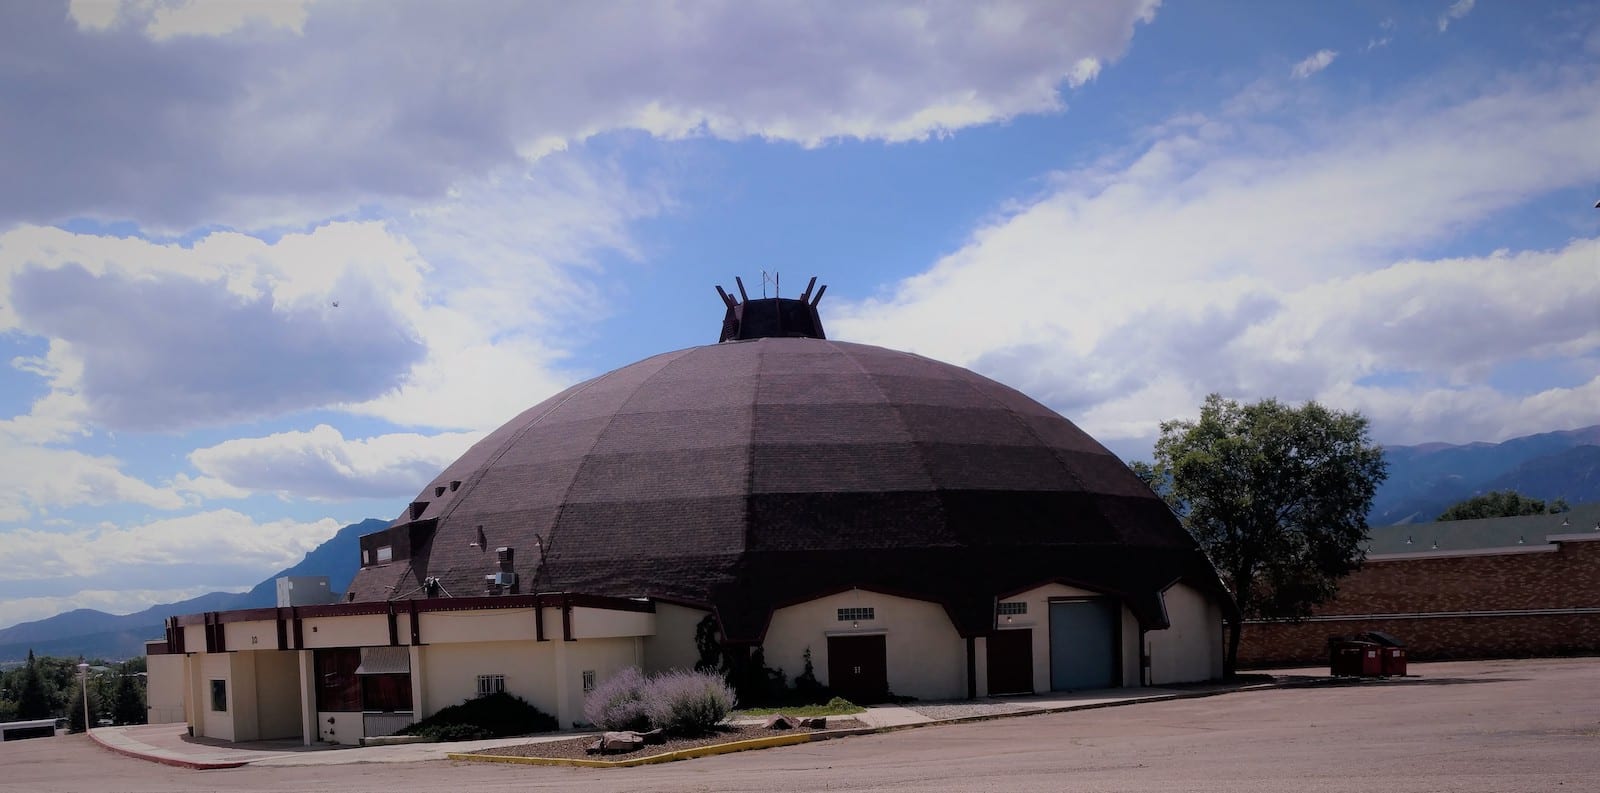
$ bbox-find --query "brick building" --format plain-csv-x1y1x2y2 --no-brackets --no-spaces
1240,503,1600,667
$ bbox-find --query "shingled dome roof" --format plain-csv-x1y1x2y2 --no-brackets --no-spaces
349,301,1231,641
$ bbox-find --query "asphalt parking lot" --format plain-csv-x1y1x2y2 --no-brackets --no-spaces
3,657,1597,793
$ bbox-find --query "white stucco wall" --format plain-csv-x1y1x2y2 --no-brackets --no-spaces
1146,582,1225,684
763,589,966,701
419,640,558,720
193,652,235,741
318,711,363,745
999,583,1141,692
556,637,644,729
145,653,185,724
641,603,709,673
226,620,277,650
302,614,389,648
570,605,654,639
253,651,303,740
419,608,538,644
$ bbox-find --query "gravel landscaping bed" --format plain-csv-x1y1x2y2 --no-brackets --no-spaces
476,719,860,761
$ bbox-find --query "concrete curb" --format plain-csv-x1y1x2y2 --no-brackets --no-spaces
449,680,1311,769
449,730,830,768
86,728,249,770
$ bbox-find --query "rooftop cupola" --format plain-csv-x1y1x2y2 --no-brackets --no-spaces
715,275,826,342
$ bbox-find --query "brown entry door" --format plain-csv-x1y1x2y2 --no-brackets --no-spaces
828,634,888,704
986,629,1034,695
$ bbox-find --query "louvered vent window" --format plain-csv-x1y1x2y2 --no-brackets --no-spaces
997,602,1028,616
837,607,875,622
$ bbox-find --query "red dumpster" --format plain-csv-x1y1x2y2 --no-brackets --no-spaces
1364,631,1408,677
1329,638,1382,677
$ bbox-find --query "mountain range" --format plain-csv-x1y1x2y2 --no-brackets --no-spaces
1369,425,1600,524
0,518,387,662
4,424,1597,662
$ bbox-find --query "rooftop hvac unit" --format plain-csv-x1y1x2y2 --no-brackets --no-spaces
486,572,517,588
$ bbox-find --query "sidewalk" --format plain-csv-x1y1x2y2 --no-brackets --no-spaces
90,672,1324,769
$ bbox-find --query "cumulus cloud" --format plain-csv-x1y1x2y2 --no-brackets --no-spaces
0,510,341,583
1292,49,1338,78
0,443,184,523
1439,0,1475,32
830,73,1600,449
0,222,428,431
2,0,1156,230
188,424,482,501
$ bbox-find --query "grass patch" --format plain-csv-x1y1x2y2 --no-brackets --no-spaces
731,697,864,718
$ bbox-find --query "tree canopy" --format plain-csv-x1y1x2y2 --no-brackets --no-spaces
1137,394,1387,673
1437,491,1570,521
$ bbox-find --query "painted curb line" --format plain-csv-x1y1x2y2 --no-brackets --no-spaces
87,728,249,770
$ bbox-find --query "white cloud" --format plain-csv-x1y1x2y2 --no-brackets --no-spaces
70,0,314,39
0,586,249,632
830,73,1600,450
1439,0,1476,32
0,510,341,583
1292,49,1338,79
188,424,482,501
0,221,428,431
6,0,1158,230
0,443,185,523
0,150,669,434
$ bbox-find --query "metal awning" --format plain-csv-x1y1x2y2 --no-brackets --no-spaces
355,646,411,675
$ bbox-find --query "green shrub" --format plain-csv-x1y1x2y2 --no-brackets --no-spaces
642,669,737,735
583,667,650,731
397,692,556,741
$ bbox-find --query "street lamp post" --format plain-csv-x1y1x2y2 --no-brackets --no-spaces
76,661,90,733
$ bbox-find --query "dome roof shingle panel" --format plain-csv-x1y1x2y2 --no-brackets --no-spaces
347,337,1232,637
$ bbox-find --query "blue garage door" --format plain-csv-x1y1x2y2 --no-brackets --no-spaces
1049,598,1119,691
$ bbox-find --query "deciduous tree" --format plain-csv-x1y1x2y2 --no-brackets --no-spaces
1139,394,1386,673
1437,491,1569,521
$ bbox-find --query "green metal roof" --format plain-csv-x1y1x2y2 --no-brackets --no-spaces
1366,502,1600,555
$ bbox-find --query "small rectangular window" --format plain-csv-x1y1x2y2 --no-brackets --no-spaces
362,548,371,565
997,601,1028,616
376,545,393,564
210,679,227,712
476,674,505,698
582,670,596,693
837,607,875,622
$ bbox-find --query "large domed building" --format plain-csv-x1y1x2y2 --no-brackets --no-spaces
150,281,1235,745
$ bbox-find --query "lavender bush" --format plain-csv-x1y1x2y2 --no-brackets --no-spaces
642,669,737,735
583,666,650,731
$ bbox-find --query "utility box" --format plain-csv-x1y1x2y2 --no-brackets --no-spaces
1363,631,1408,677
276,576,337,607
1329,637,1382,677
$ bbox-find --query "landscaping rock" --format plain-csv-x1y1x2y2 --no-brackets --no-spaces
640,728,667,745
600,731,646,753
584,738,604,755
764,714,799,730
799,717,827,729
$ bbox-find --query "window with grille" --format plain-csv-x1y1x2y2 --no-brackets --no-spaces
582,670,596,693
997,601,1028,616
476,674,505,697
837,607,875,622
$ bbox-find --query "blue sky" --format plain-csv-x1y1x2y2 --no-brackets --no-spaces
1,0,1597,630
